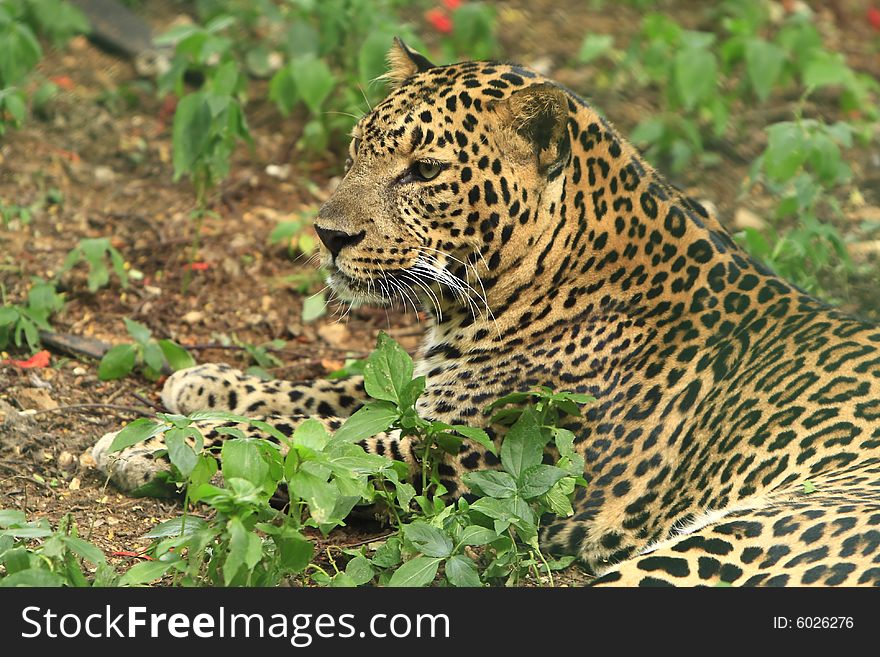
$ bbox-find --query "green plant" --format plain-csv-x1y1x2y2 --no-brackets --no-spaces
0,510,117,587
619,4,878,173
0,199,31,226
238,337,285,380
270,209,319,256
435,2,497,63
105,406,400,585
59,237,129,293
103,333,589,587
0,277,64,351
98,318,195,381
0,0,88,135
170,60,251,291
736,115,862,295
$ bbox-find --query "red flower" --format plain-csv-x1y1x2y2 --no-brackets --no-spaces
868,6,880,31
426,8,453,34
184,262,210,271
442,0,462,10
2,350,50,368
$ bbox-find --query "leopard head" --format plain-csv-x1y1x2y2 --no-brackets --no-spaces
314,39,572,314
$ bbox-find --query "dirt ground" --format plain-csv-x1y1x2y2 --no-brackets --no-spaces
1,0,879,583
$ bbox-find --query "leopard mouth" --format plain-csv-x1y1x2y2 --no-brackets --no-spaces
325,266,390,306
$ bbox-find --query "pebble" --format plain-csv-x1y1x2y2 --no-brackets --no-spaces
733,207,767,231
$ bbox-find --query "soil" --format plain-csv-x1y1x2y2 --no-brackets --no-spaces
1,0,878,585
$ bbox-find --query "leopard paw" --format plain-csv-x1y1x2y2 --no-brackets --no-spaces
91,431,171,492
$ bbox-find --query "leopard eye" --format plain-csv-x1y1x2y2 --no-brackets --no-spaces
414,160,442,181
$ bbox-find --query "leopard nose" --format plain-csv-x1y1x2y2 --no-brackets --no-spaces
314,226,366,259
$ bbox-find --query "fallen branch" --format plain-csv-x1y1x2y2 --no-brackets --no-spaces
26,403,153,417
38,330,110,361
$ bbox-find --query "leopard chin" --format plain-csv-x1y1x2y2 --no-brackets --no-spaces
324,267,389,307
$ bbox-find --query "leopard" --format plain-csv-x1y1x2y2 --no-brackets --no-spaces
92,39,880,586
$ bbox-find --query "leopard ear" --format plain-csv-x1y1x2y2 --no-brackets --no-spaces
385,37,435,86
495,83,571,179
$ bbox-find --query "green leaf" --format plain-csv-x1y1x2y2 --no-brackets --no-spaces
387,556,442,587
763,122,806,182
221,439,269,486
142,516,208,539
158,340,196,371
674,42,717,111
744,38,785,103
60,536,106,565
484,391,533,414
290,469,338,524
291,55,336,115
108,418,167,452
268,66,298,115
98,343,137,380
2,90,26,124
123,317,152,344
0,526,53,538
344,555,374,586
165,428,199,477
371,537,402,568
577,34,613,64
142,341,165,375
444,554,482,587
358,29,396,88
451,425,496,455
458,524,498,546
469,497,516,526
0,569,65,587
802,50,851,89
188,454,218,491
274,528,313,573
171,92,212,179
462,470,517,498
399,375,426,410
500,409,545,479
544,479,575,517
0,306,18,326
301,291,327,322
223,517,262,584
333,401,398,443
293,419,329,451
518,464,567,499
363,332,414,406
0,510,26,527
402,521,454,558
118,560,176,586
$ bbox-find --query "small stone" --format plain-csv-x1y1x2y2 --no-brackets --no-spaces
848,241,880,257
317,323,351,347
93,166,116,184
265,164,290,180
58,451,76,468
14,388,57,410
733,207,766,231
183,310,204,325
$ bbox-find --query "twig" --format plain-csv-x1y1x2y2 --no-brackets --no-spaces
336,532,395,549
26,403,153,417
131,391,165,412
183,343,370,357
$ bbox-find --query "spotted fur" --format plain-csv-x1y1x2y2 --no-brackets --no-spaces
93,40,880,586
